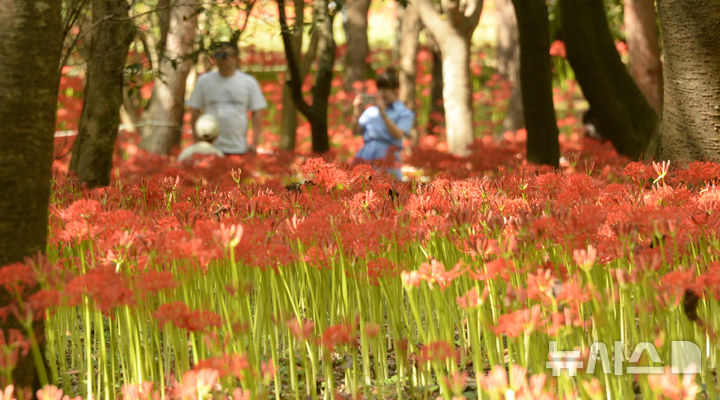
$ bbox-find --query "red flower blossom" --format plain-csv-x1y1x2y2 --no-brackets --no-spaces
154,301,222,333
493,305,543,338
417,340,459,365
320,323,355,351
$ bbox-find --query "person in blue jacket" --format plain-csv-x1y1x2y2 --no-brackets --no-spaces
352,69,415,180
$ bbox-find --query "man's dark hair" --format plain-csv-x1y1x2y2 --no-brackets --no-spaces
376,68,399,89
213,41,239,55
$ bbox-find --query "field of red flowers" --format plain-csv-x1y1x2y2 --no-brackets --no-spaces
2,47,719,400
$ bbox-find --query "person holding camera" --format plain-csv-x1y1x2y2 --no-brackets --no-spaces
351,69,415,180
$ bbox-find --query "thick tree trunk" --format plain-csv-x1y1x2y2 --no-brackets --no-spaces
439,38,473,155
496,0,523,133
624,0,663,113
280,86,299,150
657,0,720,160
560,0,657,159
280,0,310,151
342,0,371,91
398,5,421,144
398,5,421,116
139,0,198,155
512,0,559,167
0,0,62,390
70,0,134,187
309,3,334,153
414,0,483,156
427,45,445,135
278,0,334,153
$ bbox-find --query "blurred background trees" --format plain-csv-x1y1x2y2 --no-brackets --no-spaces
5,0,720,182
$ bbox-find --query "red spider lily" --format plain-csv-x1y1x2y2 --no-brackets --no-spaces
132,270,177,300
573,244,597,271
27,289,62,317
657,269,702,307
213,223,243,250
456,286,488,309
173,368,219,400
400,270,422,288
231,388,250,400
700,262,720,300
526,269,558,304
365,258,401,285
467,258,510,281
194,354,250,381
415,259,464,291
493,305,543,338
550,40,567,58
445,371,468,395
320,323,355,352
647,366,699,400
65,266,135,315
286,318,315,341
35,385,81,400
121,382,158,400
1,385,16,400
364,323,380,339
0,263,37,296
479,365,553,400
417,340,457,364
0,329,30,377
261,359,275,382
153,301,222,333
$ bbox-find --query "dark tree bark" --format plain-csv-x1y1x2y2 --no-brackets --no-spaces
139,0,199,155
278,0,335,153
70,0,134,187
496,0,523,133
0,0,62,390
559,0,657,159
398,4,421,143
625,0,663,113
280,0,318,151
342,0,371,91
398,4,420,108
512,0,558,167
656,0,720,160
414,0,483,156
427,44,445,136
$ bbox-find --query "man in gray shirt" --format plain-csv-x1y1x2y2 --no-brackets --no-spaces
187,41,267,155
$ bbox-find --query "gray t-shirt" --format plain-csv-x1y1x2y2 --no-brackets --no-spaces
187,70,267,154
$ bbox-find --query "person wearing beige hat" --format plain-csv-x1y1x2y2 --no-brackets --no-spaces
178,114,225,162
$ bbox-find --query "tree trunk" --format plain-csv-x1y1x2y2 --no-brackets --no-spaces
427,44,445,135
277,0,334,153
280,85,299,150
439,37,473,155
398,5,421,144
624,0,663,113
656,0,720,160
512,0,559,167
398,5,420,116
342,0,371,91
414,0,483,156
496,0,523,133
559,0,657,159
70,0,134,188
139,0,198,155
280,0,309,151
0,0,62,390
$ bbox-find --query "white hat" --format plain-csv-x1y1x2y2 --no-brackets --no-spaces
195,114,219,141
